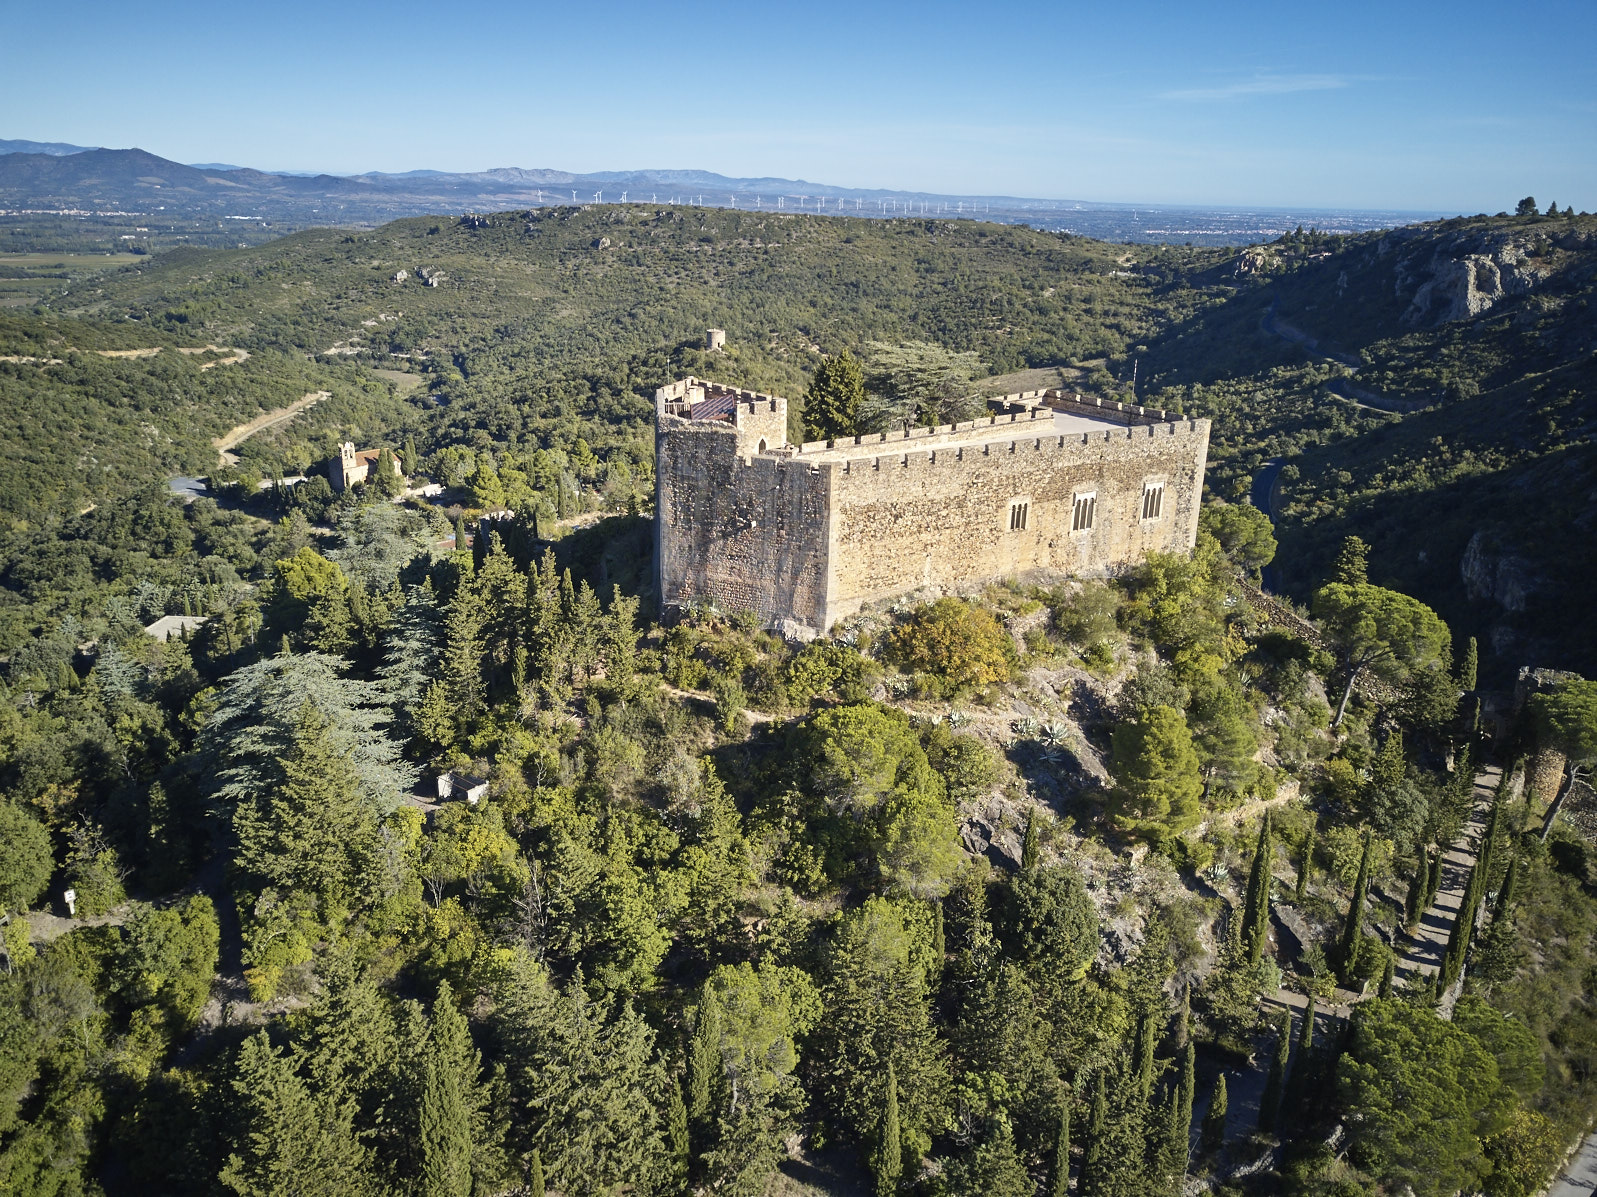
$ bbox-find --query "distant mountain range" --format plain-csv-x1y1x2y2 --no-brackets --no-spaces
0,139,1451,246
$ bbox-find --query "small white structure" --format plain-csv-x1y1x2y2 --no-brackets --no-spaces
63,888,77,918
705,328,727,352
143,615,206,641
436,772,489,805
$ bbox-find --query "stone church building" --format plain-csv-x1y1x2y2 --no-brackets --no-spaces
329,442,402,493
654,376,1211,637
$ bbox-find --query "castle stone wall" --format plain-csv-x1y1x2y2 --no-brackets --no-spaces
655,375,1210,635
655,413,833,629
823,420,1208,624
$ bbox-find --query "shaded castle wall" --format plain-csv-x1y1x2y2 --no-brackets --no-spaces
822,420,1209,626
655,414,833,628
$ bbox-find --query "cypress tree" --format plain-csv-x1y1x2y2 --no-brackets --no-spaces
1404,848,1427,930
1284,995,1316,1115
1200,1074,1228,1154
1441,857,1483,990
1258,1008,1290,1132
666,1082,689,1189
1460,636,1478,692
1496,852,1521,912
1378,952,1395,998
1022,807,1040,870
1050,1099,1071,1197
1176,1042,1195,1170
1082,1072,1107,1196
1339,828,1374,981
932,901,946,970
527,1148,544,1197
1241,812,1273,963
874,1061,902,1197
420,1060,472,1197
1135,1010,1157,1098
687,986,721,1128
452,512,468,554
1425,842,1444,910
1295,822,1316,902
803,348,866,440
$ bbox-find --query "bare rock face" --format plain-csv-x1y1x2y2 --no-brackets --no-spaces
1388,227,1547,327
1461,529,1539,612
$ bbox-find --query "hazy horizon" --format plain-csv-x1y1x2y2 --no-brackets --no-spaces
4,0,1593,213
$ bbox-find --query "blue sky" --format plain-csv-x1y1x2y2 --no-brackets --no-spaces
4,0,1593,211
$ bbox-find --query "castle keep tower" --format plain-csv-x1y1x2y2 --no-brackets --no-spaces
655,376,1210,638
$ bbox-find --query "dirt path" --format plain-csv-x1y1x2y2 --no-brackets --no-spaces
213,390,328,466
1,345,247,368
1393,764,1497,999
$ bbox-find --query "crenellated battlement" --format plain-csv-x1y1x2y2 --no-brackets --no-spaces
655,370,1210,636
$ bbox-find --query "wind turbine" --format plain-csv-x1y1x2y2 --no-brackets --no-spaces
620,191,627,203
594,191,603,203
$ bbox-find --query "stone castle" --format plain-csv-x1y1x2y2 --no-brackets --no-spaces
654,376,1211,637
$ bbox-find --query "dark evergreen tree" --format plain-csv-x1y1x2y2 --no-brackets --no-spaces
1404,848,1428,930
1339,828,1374,981
688,984,721,1131
666,1081,689,1190
527,1149,545,1197
1378,952,1395,998
1050,1099,1070,1197
1459,636,1478,692
1295,821,1315,902
803,348,866,440
1331,535,1369,585
874,1061,901,1197
1241,811,1273,964
1021,807,1040,870
1283,995,1316,1114
1199,1073,1227,1154
219,1032,373,1197
1258,1007,1290,1132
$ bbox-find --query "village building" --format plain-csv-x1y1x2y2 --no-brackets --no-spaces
436,772,489,805
329,442,403,493
654,375,1211,638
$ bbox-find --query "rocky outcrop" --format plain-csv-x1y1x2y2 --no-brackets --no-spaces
1383,225,1558,327
1460,530,1541,612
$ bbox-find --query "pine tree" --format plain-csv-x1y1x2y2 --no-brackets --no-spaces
1339,828,1374,982
1050,1099,1071,1197
1258,1008,1290,1132
1295,822,1315,902
1331,536,1369,586
441,584,486,725
1200,1074,1228,1154
232,701,380,906
1022,807,1040,870
1241,812,1273,963
874,1061,902,1196
1459,636,1478,692
527,1149,545,1197
306,586,356,656
219,1032,372,1197
418,981,491,1197
803,349,866,440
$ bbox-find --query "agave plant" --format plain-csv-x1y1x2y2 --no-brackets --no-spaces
1040,720,1070,748
948,710,971,729
1011,716,1040,738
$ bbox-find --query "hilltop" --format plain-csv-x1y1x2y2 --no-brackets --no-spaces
4,203,1595,683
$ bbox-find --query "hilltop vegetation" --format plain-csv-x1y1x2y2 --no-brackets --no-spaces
2,202,1597,1197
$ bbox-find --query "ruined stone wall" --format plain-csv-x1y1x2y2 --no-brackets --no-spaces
822,419,1209,626
655,413,833,629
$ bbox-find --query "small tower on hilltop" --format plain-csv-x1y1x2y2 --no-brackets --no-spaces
705,328,727,352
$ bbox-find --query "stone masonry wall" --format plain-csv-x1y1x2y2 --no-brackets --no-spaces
655,413,833,629
823,420,1209,626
